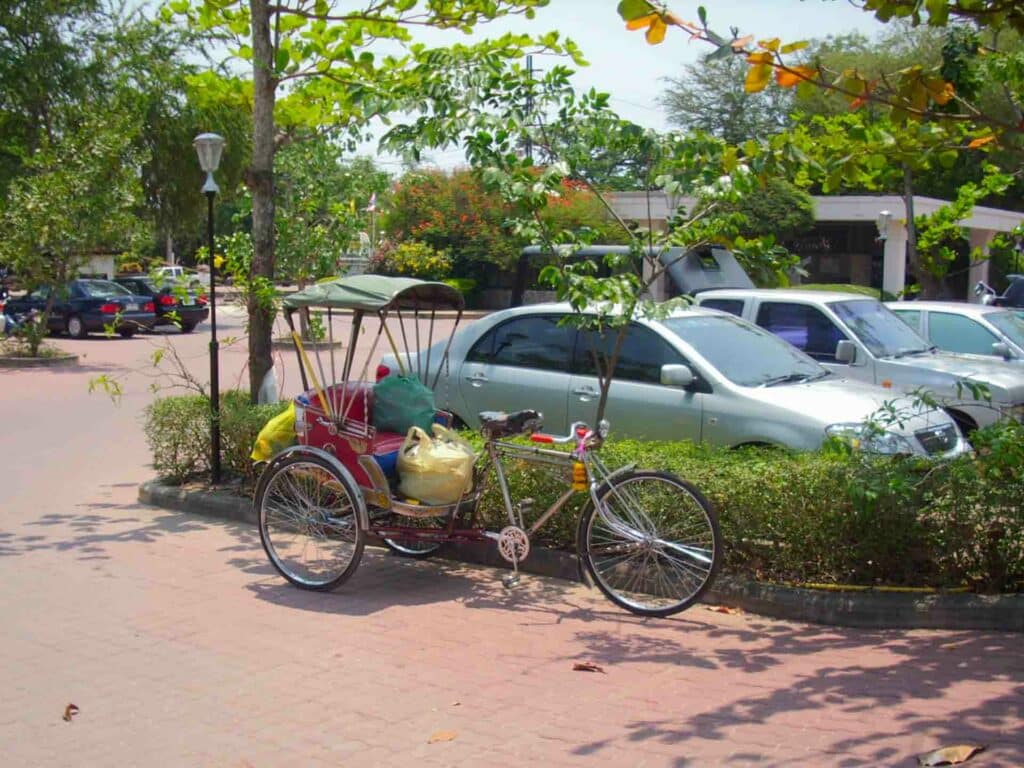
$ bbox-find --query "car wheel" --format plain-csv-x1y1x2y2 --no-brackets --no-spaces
180,322,197,333
118,327,136,338
944,409,978,438
66,315,88,339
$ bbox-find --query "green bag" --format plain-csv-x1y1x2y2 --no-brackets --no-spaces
372,375,436,434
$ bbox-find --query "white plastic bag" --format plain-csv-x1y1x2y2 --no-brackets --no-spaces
397,424,477,505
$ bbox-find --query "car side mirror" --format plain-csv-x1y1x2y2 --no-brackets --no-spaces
661,363,695,388
835,340,857,364
992,341,1014,360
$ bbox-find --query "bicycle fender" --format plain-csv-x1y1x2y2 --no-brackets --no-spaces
260,444,369,530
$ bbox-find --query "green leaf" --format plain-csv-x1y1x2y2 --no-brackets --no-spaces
275,47,290,72
278,14,307,33
705,44,733,62
616,0,654,22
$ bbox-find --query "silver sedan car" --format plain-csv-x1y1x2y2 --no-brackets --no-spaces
887,301,1024,362
380,304,968,458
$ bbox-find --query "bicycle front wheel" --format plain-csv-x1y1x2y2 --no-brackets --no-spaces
578,470,721,617
255,453,365,591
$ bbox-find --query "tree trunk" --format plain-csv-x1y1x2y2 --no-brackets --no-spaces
247,0,277,402
903,165,943,298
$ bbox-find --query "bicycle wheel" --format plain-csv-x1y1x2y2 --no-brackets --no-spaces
255,453,365,591
578,470,721,617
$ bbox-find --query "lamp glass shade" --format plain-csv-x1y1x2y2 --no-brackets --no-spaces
876,210,891,237
193,133,225,173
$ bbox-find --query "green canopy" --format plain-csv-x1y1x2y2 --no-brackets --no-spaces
282,274,464,313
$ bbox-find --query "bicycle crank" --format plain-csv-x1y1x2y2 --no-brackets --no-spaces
497,525,530,565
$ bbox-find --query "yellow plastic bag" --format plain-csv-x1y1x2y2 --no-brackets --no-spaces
251,402,297,462
397,424,477,505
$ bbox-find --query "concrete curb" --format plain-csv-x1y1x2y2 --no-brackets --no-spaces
0,352,79,368
138,480,1024,631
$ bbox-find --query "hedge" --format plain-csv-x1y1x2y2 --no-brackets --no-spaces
145,393,1023,593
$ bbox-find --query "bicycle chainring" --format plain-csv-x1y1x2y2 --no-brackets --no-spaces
497,525,530,564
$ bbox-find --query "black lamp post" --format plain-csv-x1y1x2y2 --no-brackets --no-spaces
193,132,226,484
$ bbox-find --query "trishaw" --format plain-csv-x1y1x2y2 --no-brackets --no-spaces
254,275,721,617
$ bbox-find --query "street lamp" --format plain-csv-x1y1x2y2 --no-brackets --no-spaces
193,132,225,484
876,210,892,242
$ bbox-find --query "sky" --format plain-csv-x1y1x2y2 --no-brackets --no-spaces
372,0,887,170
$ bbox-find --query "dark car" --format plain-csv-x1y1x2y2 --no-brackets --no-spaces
114,276,209,333
5,279,156,338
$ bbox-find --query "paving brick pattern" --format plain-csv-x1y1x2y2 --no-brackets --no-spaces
1,309,1021,766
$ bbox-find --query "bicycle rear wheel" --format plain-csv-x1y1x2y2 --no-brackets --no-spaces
255,453,365,591
578,470,720,617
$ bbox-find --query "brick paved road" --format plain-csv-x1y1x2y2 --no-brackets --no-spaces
1,309,1021,767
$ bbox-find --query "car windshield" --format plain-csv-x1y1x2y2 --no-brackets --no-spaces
78,279,131,298
659,314,826,387
985,310,1024,349
829,299,930,358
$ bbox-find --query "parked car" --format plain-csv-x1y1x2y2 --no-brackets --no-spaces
4,279,156,338
114,276,209,333
887,301,1024,362
153,265,209,290
379,303,968,458
693,289,1024,432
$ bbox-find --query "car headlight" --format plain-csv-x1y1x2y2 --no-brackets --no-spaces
825,423,915,455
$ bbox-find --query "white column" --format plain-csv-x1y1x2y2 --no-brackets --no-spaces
882,221,908,297
967,228,994,302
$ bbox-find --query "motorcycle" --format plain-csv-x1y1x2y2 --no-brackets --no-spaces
974,275,1024,308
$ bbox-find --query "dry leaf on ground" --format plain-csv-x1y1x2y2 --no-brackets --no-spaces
573,661,606,673
706,605,743,615
62,704,79,722
428,730,457,744
917,744,986,766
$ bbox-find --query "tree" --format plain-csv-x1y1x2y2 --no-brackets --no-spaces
0,0,103,197
171,0,579,401
385,168,520,283
661,54,792,144
0,111,147,354
271,144,389,284
617,1,1023,138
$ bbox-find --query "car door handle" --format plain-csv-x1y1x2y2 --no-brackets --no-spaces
465,373,489,387
573,386,598,399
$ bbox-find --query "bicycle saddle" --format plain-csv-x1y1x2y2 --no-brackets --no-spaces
478,409,544,438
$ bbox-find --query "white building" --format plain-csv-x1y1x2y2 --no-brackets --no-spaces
609,192,1024,300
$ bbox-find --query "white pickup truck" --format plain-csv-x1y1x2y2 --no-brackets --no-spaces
694,288,1024,432
153,265,210,289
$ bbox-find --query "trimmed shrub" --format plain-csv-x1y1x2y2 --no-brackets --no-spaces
144,391,287,484
144,393,1023,592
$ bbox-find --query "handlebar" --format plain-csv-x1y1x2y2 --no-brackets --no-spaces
530,421,591,444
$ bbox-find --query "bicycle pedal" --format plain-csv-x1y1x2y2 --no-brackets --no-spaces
516,497,535,512
502,573,521,589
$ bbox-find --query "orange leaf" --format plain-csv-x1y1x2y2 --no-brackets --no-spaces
776,66,816,87
62,704,80,722
646,16,667,44
731,34,754,50
746,51,772,65
428,730,458,744
850,95,868,110
626,13,656,31
916,744,986,766
744,63,771,93
707,605,743,615
573,661,607,673
968,136,996,149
